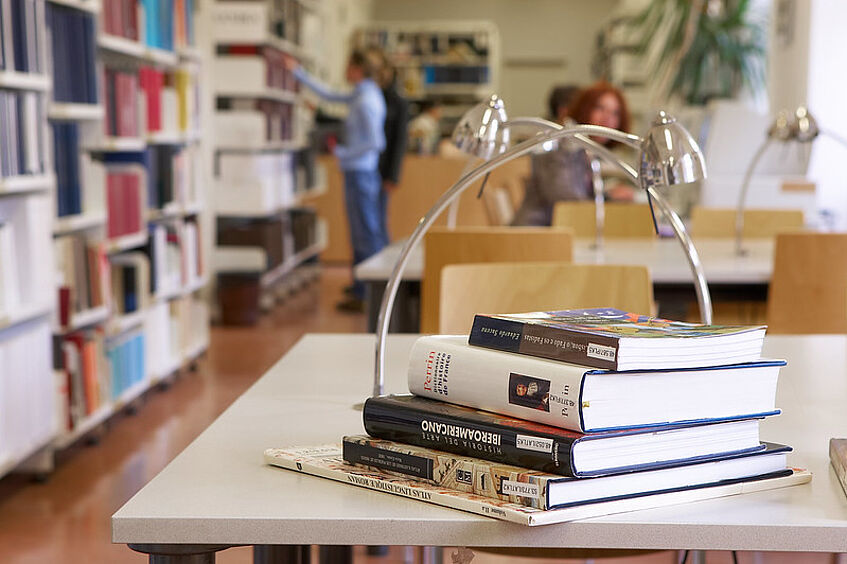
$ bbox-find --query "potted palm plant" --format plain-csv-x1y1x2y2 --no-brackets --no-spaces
628,0,767,105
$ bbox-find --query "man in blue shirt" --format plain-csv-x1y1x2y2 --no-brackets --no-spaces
287,50,387,311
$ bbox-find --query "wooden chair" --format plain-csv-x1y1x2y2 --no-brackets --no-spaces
552,201,655,238
439,262,655,334
421,227,573,333
766,232,847,334
690,206,805,238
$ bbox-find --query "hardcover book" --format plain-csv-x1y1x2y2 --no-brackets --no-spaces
408,335,783,433
342,436,792,510
830,438,847,497
469,308,766,371
363,395,768,477
264,444,811,526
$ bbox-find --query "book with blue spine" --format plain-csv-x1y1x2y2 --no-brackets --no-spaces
408,335,782,433
363,394,772,477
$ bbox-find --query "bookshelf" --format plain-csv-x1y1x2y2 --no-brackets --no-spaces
353,21,500,136
0,0,59,478
0,0,212,477
209,0,326,324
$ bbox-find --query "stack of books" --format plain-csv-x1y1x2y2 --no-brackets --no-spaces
266,308,811,525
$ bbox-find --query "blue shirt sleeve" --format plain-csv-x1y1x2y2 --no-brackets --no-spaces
293,66,356,103
334,95,386,161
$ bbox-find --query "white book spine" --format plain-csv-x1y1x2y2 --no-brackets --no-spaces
211,3,269,43
212,58,266,93
407,335,587,431
0,221,20,316
80,153,106,216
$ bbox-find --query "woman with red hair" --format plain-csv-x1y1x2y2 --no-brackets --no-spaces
512,81,634,226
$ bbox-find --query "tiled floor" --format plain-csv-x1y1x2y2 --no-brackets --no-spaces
0,264,836,563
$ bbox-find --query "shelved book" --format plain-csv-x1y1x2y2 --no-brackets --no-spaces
469,308,766,371
343,436,792,511
408,335,783,433
264,444,811,526
363,395,771,477
830,438,847,497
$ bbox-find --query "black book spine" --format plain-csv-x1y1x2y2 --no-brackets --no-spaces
342,439,434,482
469,314,621,370
363,397,576,476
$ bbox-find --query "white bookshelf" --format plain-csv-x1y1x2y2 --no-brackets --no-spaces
0,173,55,195
353,20,500,135
0,71,51,91
0,0,58,480
98,34,179,67
48,102,104,121
46,0,100,14
53,212,107,235
104,231,149,254
0,303,53,333
0,0,210,478
209,0,327,324
56,304,110,334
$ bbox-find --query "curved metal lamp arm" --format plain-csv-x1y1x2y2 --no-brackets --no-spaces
373,124,644,397
821,129,847,151
372,123,712,396
735,138,772,255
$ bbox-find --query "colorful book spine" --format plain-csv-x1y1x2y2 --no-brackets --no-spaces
469,308,765,371
344,434,559,508
265,445,810,527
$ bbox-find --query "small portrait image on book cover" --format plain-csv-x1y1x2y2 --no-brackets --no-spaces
508,373,550,412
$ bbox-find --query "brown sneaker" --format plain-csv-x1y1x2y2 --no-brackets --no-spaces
336,296,365,313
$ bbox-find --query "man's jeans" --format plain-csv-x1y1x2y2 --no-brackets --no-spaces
343,169,389,299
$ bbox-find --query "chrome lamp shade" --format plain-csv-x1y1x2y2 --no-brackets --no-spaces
371,97,711,397
451,94,510,160
735,106,833,255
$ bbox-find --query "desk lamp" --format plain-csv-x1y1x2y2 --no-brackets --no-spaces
372,100,711,397
445,95,509,227
735,106,847,255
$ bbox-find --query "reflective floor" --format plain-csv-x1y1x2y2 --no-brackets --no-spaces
0,265,836,563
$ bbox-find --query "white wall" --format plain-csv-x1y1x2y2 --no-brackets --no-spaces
805,0,847,224
370,0,619,118
322,0,375,89
767,0,811,113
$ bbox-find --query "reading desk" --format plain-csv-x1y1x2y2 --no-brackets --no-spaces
113,334,847,562
354,238,775,330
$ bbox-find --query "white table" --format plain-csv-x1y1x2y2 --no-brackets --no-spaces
354,238,775,330
113,334,847,562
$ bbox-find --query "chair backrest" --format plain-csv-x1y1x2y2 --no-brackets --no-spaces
439,262,655,334
481,185,516,226
552,202,655,238
690,207,805,238
766,232,847,334
421,226,573,333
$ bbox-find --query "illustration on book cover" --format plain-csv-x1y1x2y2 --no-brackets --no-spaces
492,308,764,338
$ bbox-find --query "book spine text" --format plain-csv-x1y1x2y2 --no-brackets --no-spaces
363,398,574,475
470,314,621,369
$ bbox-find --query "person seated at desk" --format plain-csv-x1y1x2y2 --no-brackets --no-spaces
408,100,443,155
512,82,635,227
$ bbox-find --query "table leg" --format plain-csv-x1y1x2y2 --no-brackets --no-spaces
689,549,706,564
417,546,443,564
253,545,311,564
318,545,352,564
128,544,235,564
365,280,420,333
